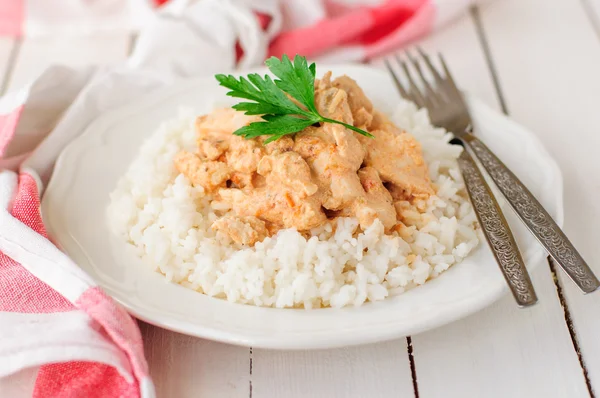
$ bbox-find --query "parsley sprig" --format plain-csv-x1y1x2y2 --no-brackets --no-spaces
215,55,374,144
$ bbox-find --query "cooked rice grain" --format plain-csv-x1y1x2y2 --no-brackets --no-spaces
107,101,479,308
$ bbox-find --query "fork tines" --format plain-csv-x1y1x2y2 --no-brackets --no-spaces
384,48,460,108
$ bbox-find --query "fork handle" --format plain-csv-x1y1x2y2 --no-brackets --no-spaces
463,133,600,293
457,145,538,307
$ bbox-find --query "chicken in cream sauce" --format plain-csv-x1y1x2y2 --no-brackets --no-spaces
174,73,434,245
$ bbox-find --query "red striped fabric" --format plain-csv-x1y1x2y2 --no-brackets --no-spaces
0,0,24,36
3,170,146,398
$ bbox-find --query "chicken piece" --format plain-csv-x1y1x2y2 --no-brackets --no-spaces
358,114,434,200
293,85,366,211
216,152,326,231
195,108,261,160
355,167,396,229
315,71,333,91
196,108,262,135
257,151,319,197
294,125,365,211
328,170,365,211
217,187,326,232
230,172,253,189
197,131,230,160
315,86,354,125
353,108,374,131
292,127,333,193
332,75,374,129
333,167,397,230
314,84,365,170
258,135,294,154
369,110,397,132
174,151,230,192
212,214,269,245
233,189,325,231
226,135,264,174
332,75,373,112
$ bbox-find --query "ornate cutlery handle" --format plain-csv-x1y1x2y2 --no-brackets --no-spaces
464,133,600,293
457,145,538,307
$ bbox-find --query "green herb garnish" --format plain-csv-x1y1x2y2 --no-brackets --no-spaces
215,55,374,144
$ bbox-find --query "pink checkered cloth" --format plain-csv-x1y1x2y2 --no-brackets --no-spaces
0,0,477,396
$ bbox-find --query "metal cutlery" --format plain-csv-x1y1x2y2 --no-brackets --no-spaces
454,138,538,306
385,48,600,304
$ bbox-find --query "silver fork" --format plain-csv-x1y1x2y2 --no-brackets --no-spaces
386,49,600,300
384,53,536,307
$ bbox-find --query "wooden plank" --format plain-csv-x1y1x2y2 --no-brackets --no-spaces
252,341,414,398
6,33,130,91
403,8,590,398
139,322,250,398
413,267,589,397
581,0,600,38
481,0,600,393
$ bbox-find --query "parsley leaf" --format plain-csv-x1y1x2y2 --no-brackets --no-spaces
265,54,318,114
215,55,374,142
215,73,308,116
234,115,319,142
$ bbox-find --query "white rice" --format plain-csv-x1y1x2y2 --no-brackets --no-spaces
107,101,479,309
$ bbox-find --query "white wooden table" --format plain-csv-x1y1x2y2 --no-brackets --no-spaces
2,0,600,397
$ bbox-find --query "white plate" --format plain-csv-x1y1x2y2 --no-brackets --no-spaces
42,65,563,350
